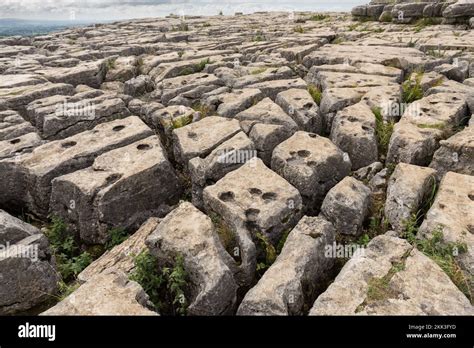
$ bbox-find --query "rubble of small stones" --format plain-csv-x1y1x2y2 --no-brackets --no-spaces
0,6,472,315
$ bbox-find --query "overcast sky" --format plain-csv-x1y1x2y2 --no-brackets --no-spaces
0,0,366,21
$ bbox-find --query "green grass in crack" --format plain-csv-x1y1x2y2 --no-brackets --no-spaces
105,227,129,250
308,14,329,21
372,106,394,157
401,72,424,104
44,216,93,283
255,232,277,277
308,84,322,106
178,58,212,76
401,214,471,302
130,251,188,315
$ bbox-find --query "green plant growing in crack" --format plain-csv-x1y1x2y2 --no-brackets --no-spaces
308,14,329,21
414,17,442,32
209,212,240,263
178,58,212,76
293,25,305,34
356,251,410,312
372,106,394,158
162,254,188,316
401,218,471,302
130,251,189,315
105,227,129,250
44,216,92,283
250,67,267,75
308,84,322,106
401,72,424,103
426,47,446,58
255,232,277,277
191,102,212,119
171,113,193,129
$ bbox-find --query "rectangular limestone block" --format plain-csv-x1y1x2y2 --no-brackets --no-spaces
0,116,153,217
50,136,182,245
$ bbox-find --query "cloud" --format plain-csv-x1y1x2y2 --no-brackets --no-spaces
0,0,365,20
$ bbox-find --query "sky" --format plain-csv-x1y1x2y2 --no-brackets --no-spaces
0,0,367,21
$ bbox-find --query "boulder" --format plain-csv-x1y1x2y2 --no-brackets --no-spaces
124,75,154,97
321,177,371,237
275,88,322,133
429,126,474,178
235,97,298,133
384,163,437,233
50,136,181,245
419,172,474,293
78,218,161,283
387,93,469,166
189,131,256,207
249,123,293,165
330,102,378,170
0,217,59,315
173,116,241,166
309,235,473,315
146,202,237,315
41,269,156,315
0,116,153,217
237,216,335,315
272,131,351,213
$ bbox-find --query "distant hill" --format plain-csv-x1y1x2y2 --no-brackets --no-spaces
0,18,103,37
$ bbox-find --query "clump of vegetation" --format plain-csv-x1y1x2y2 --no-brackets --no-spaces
162,255,188,316
356,256,407,312
250,67,267,75
255,232,277,277
407,37,419,48
414,17,442,32
426,47,446,58
356,233,371,247
332,37,345,44
308,14,329,21
354,16,372,23
191,102,212,119
372,107,394,157
402,218,471,301
209,213,240,263
276,229,291,255
171,114,193,129
348,23,360,31
130,251,189,315
308,84,322,106
416,122,446,131
105,227,129,250
44,216,92,283
401,72,424,103
367,204,390,238
178,58,212,76
135,57,144,75
253,30,265,42
293,25,305,34
105,58,117,71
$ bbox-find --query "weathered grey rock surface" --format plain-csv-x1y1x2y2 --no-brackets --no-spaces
0,8,473,316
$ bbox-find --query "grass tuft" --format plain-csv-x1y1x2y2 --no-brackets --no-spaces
308,84,322,106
